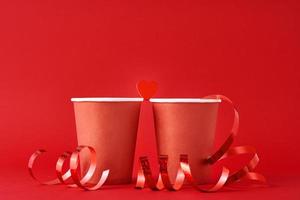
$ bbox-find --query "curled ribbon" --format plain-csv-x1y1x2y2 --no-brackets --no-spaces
135,95,266,191
28,146,109,190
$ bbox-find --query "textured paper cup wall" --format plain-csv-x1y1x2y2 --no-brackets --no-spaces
72,98,142,184
151,98,220,184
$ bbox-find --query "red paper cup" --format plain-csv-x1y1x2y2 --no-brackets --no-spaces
71,97,143,184
150,98,221,184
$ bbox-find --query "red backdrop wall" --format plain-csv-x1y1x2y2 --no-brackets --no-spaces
0,0,299,188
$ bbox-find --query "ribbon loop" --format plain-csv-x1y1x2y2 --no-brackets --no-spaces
205,94,239,164
28,146,109,190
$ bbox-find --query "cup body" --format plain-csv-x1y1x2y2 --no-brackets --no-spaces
72,97,142,184
150,98,221,184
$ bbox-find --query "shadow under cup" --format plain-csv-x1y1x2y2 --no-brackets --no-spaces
71,97,142,185
150,98,221,184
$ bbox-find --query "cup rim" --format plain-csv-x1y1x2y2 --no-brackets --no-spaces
71,97,144,102
149,98,221,103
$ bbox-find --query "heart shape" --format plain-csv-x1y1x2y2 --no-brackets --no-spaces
136,80,158,100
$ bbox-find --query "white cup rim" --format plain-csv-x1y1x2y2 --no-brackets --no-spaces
71,97,144,102
149,98,221,103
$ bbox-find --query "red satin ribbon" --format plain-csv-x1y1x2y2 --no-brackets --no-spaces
135,95,266,191
28,146,109,190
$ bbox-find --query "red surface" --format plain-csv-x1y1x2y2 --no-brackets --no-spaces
0,0,300,199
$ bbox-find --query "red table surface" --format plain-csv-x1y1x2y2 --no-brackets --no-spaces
0,171,299,200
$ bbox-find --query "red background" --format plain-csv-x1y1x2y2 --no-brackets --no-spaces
0,0,299,199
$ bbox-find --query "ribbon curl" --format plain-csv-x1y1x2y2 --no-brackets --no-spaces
28,145,109,190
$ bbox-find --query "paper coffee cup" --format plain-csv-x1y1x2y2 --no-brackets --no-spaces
71,97,143,184
150,98,221,184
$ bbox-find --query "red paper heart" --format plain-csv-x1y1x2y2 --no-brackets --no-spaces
136,80,158,100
